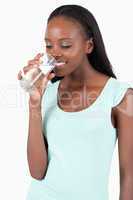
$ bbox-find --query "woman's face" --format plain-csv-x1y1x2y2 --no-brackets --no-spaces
44,17,92,77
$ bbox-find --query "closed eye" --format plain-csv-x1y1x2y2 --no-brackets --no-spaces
46,45,72,49
46,45,52,49
61,45,72,48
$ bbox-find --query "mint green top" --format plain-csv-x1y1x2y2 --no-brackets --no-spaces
27,77,132,200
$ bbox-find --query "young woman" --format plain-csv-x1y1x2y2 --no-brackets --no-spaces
18,4,133,200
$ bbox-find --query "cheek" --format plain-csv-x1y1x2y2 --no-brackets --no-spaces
67,51,85,66
65,52,84,72
65,44,85,61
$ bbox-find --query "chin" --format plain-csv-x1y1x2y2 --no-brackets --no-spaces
52,68,67,77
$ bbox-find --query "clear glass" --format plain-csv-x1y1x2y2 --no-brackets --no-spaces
19,54,57,94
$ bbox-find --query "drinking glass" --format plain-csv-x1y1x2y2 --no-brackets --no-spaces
19,54,56,94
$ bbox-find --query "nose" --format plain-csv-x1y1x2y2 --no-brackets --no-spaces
52,54,62,61
51,52,62,60
48,46,62,60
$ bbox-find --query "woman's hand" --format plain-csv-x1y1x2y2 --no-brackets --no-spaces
17,53,56,108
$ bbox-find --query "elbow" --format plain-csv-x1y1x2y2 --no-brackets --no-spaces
30,171,46,180
28,160,48,180
31,175,44,180
29,167,48,180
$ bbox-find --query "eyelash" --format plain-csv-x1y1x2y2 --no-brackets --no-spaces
46,45,72,49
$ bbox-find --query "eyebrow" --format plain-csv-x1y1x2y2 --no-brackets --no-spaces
44,37,72,41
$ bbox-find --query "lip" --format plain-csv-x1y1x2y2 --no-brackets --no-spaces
54,62,67,68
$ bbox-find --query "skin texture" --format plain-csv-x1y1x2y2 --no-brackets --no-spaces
45,17,111,112
18,15,133,198
113,88,133,199
45,16,133,199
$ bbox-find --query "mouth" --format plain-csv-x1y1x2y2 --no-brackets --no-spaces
54,61,67,68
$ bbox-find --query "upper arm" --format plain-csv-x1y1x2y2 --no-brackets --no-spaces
115,88,133,180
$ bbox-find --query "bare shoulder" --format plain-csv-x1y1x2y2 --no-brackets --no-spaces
111,88,133,129
114,88,133,112
116,88,133,188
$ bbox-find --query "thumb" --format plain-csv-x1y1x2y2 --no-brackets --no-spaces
47,72,56,80
41,72,55,90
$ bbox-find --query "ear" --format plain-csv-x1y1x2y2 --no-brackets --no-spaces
85,38,94,54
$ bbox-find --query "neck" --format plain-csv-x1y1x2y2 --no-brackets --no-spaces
64,61,104,88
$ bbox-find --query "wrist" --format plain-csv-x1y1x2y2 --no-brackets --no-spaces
29,103,42,119
29,100,41,110
29,96,42,109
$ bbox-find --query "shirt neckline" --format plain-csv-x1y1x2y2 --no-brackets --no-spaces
55,77,114,114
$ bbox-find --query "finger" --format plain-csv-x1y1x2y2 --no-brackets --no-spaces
28,60,43,66
23,65,39,74
17,70,23,80
46,72,56,81
43,73,55,90
34,53,44,60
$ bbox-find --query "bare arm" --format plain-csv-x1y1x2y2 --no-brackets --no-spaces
17,53,55,180
114,88,133,199
27,102,48,180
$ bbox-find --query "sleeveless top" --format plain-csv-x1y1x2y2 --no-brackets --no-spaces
26,77,132,200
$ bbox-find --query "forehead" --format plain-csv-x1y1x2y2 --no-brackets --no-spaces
45,17,85,41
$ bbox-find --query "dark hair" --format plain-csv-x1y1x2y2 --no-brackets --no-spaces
47,4,117,83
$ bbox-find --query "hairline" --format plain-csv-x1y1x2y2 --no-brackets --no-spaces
47,15,89,40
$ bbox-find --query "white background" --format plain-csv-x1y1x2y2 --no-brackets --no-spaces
0,0,132,200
